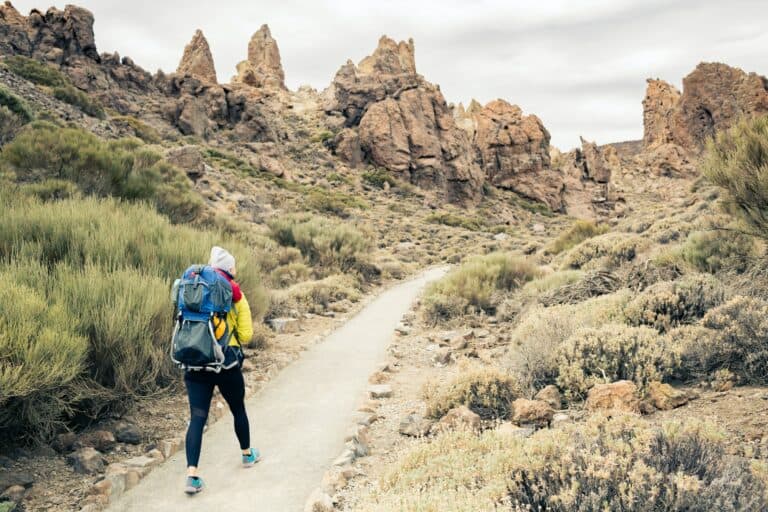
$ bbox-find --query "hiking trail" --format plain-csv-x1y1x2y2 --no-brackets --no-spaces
107,267,447,512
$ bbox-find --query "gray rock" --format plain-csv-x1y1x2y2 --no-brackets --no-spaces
369,385,393,399
269,317,299,334
398,412,434,437
1,484,25,503
0,470,34,492
432,347,452,366
113,422,141,444
66,447,105,475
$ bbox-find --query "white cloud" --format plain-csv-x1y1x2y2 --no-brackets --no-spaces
10,0,768,148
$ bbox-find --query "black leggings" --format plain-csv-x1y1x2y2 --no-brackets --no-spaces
184,368,250,467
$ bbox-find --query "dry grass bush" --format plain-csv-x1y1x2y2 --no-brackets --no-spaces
680,229,756,273
520,270,583,298
270,262,312,288
703,114,768,237
268,214,370,275
267,274,361,318
2,122,202,223
560,232,644,270
52,85,105,118
619,257,684,292
556,324,677,398
0,105,27,146
624,274,725,332
423,362,523,420
546,219,609,255
111,115,162,144
506,291,631,391
538,270,621,306
696,296,768,384
0,191,269,440
0,272,88,443
360,414,767,511
423,253,541,324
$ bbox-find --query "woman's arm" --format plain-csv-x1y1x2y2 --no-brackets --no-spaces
233,294,253,345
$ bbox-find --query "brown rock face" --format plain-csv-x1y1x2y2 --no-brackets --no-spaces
176,30,217,84
643,79,681,147
233,24,286,90
646,381,689,411
324,36,485,204
435,405,481,432
511,398,554,427
643,63,768,152
579,137,611,183
585,380,640,413
474,100,562,210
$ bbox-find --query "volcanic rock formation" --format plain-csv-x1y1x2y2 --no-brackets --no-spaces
176,30,217,84
233,24,286,90
472,99,563,210
324,35,485,204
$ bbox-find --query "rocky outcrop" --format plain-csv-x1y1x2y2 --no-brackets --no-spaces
555,137,621,219
324,35,484,204
176,30,217,84
233,24,286,90
473,100,563,210
643,63,768,152
643,79,681,147
0,2,99,63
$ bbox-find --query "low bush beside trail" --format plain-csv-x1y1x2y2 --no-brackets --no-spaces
359,414,768,511
423,252,541,324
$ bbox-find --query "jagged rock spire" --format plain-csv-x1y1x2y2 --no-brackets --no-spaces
176,29,217,84
233,24,286,90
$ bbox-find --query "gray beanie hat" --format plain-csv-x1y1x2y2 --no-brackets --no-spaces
209,246,236,273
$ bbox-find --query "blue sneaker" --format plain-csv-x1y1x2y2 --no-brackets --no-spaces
184,476,204,495
242,448,260,467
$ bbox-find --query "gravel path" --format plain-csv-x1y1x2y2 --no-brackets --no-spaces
106,267,447,512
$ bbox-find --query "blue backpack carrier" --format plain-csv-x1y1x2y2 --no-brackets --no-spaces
171,265,233,372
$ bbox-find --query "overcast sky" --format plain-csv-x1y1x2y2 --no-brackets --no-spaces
12,0,768,148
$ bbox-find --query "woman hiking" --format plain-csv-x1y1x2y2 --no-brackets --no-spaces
183,246,259,495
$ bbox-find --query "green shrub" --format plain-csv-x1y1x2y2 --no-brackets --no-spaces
21,178,80,201
0,192,269,440
53,85,105,119
361,168,396,189
111,115,162,144
306,188,368,217
3,55,68,87
702,114,768,237
520,270,583,297
0,105,26,145
556,324,677,398
0,273,88,443
624,274,725,332
359,414,768,511
425,211,488,231
547,220,609,254
423,363,523,420
680,229,755,273
561,232,644,270
2,122,202,223
311,129,334,143
506,291,631,390
270,261,311,288
0,85,33,123
268,215,369,274
697,296,768,384
423,253,540,323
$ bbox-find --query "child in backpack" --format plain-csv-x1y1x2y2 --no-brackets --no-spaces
183,246,259,495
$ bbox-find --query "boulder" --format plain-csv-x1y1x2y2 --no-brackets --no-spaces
646,381,690,411
113,421,141,444
534,385,563,410
511,398,554,427
66,447,106,475
176,29,217,84
232,24,286,90
53,432,77,453
474,99,562,210
585,380,640,413
0,484,25,504
496,422,534,438
579,137,611,183
76,430,116,452
398,412,434,437
0,470,33,493
436,405,481,432
268,317,299,334
166,145,207,180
